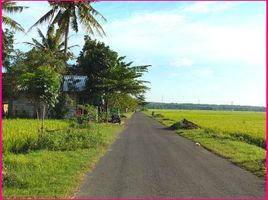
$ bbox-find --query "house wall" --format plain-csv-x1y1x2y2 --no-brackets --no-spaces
6,93,81,119
12,98,36,118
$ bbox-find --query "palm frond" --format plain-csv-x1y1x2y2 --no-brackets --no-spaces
77,7,94,34
78,4,106,36
3,5,28,13
81,2,106,22
36,28,46,44
2,1,28,13
2,15,25,32
28,9,55,32
31,38,46,49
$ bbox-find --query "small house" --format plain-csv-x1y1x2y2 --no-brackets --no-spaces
3,75,88,118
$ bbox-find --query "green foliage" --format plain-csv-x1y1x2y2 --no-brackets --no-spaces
20,49,66,74
49,93,74,119
19,65,61,108
136,94,148,110
109,93,138,112
76,37,150,106
78,104,97,121
25,25,76,61
2,29,15,69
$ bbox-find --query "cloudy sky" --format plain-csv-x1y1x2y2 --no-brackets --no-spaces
5,1,266,106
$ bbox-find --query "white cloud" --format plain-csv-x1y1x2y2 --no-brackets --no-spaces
170,58,193,67
99,7,265,70
191,68,214,77
182,2,234,13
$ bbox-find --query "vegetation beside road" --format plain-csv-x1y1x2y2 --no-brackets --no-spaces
145,109,266,177
2,116,131,198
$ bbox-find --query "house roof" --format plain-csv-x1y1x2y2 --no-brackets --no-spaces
63,75,87,92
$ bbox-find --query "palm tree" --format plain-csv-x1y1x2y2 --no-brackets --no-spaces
2,1,27,32
30,1,106,56
25,26,78,60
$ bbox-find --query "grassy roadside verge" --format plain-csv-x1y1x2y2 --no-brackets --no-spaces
144,111,266,178
3,115,132,198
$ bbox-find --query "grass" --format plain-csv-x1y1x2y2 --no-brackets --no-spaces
145,109,266,177
3,119,68,153
3,117,130,198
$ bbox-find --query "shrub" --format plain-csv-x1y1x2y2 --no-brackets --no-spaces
170,119,200,130
36,127,105,151
154,113,164,118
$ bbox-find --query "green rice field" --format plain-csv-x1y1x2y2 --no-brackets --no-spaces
3,119,68,153
145,109,266,177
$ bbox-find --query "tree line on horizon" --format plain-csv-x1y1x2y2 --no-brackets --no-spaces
147,102,265,112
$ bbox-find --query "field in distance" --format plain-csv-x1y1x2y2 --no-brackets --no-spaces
145,109,266,177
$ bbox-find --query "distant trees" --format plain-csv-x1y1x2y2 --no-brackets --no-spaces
136,94,148,110
146,102,265,112
109,93,138,114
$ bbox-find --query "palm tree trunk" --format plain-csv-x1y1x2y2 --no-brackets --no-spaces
106,100,109,123
41,103,46,134
64,20,70,57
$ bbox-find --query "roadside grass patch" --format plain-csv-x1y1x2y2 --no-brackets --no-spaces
145,109,266,177
3,119,127,198
178,129,266,177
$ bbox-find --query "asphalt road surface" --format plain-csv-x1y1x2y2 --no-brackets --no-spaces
75,112,266,198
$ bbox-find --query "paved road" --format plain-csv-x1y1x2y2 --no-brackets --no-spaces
75,112,266,198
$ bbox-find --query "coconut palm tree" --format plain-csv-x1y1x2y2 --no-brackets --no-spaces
25,26,77,60
2,1,27,32
29,1,106,56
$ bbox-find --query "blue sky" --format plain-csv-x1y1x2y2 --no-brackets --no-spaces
5,1,266,106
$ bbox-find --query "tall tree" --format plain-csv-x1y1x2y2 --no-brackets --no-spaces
77,36,150,121
30,1,106,56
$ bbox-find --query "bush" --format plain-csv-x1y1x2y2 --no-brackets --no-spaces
170,119,200,130
78,104,97,122
154,113,164,118
36,127,105,151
